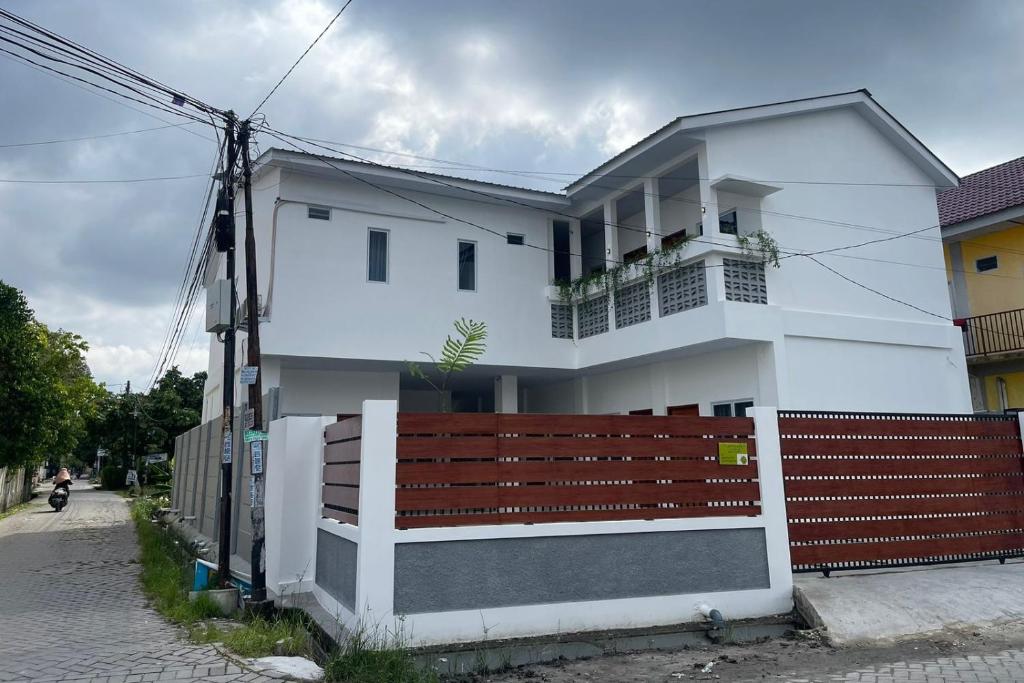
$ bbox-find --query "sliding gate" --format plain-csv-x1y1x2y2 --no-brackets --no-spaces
779,411,1024,574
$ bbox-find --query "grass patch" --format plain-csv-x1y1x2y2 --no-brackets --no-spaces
129,496,311,659
324,629,439,683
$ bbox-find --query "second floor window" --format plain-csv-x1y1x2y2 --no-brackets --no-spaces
367,228,388,283
719,210,739,235
458,240,477,291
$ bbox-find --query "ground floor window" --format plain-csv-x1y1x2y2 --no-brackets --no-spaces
712,400,754,417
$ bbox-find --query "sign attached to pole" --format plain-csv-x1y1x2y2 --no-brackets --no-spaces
240,366,259,385
250,440,264,475
717,442,749,466
244,408,255,430
125,469,138,485
244,429,268,444
145,453,168,464
222,432,233,464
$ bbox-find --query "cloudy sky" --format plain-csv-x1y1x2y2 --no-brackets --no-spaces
2,0,1022,389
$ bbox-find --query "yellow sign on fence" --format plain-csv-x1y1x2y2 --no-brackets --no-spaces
718,442,749,466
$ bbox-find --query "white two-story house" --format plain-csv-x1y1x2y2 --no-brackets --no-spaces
201,90,971,421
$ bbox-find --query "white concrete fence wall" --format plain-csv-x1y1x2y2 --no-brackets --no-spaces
0,466,31,513
264,401,794,647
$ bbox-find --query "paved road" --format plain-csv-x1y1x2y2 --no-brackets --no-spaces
0,487,273,683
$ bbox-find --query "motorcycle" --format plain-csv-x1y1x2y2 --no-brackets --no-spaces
48,481,71,512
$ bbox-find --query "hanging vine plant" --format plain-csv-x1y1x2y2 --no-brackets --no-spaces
736,229,781,268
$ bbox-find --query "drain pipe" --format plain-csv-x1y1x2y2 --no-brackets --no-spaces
697,603,728,641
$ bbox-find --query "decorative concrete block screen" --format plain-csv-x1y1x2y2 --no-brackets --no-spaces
322,416,362,525
614,281,652,329
550,303,573,339
577,295,609,338
394,413,759,528
658,260,707,316
723,258,767,304
779,411,1024,573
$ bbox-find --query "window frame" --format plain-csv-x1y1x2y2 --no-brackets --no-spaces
307,205,331,221
457,239,478,292
976,255,998,272
718,209,739,236
711,398,755,417
366,227,390,284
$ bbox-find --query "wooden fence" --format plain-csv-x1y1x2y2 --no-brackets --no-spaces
322,416,362,525
779,411,1024,573
393,413,759,529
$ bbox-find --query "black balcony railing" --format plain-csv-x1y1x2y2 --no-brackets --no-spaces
958,308,1024,357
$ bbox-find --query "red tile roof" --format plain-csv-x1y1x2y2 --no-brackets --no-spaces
938,156,1024,227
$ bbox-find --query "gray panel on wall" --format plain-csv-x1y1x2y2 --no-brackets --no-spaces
394,528,769,614
315,529,357,610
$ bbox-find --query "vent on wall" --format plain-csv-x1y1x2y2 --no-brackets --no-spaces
308,206,331,221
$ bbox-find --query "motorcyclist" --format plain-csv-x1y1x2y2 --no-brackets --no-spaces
53,467,73,493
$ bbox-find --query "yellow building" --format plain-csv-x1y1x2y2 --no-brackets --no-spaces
941,156,1024,412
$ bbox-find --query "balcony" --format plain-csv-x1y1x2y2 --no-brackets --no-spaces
958,308,1024,358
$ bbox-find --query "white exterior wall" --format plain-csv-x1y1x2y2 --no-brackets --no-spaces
201,102,971,420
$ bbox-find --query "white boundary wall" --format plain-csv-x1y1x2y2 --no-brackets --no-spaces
270,401,795,646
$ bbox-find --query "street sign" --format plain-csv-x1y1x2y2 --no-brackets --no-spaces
244,408,255,430
125,469,138,485
222,432,233,464
240,366,259,385
96,448,108,458
244,429,268,443
717,442,749,466
250,440,264,475
145,453,168,464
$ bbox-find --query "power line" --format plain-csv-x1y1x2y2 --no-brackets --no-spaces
0,173,209,184
248,0,355,117
0,122,189,148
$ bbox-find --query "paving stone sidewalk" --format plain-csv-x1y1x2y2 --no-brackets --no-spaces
0,487,275,683
813,650,1024,682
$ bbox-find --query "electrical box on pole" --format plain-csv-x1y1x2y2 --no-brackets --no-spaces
205,280,233,333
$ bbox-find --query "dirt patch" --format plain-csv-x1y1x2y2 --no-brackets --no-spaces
478,624,1024,682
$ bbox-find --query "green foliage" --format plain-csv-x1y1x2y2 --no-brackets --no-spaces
324,627,439,683
406,318,487,412
736,229,781,268
0,281,104,469
190,617,310,658
100,464,127,491
557,236,693,310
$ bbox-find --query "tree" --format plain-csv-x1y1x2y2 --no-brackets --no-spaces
0,281,103,469
406,318,487,412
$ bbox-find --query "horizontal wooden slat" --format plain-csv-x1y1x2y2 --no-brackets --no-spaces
497,414,754,437
789,513,1024,542
397,436,497,459
786,494,1024,519
779,417,1020,439
785,476,1024,498
322,484,360,510
499,437,756,459
790,532,1024,565
781,438,1023,457
326,416,361,443
396,504,761,528
396,458,755,485
324,439,361,464
783,456,1024,477
322,507,358,525
398,413,498,435
323,462,360,486
395,481,760,511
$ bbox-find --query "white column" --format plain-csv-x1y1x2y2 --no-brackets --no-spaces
603,199,619,270
750,407,794,614
265,415,336,599
355,400,398,622
569,218,583,280
696,145,720,237
644,177,662,253
495,375,519,413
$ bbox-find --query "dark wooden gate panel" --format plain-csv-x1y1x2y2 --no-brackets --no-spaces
779,411,1024,573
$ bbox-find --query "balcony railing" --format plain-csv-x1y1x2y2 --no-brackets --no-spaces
959,308,1024,357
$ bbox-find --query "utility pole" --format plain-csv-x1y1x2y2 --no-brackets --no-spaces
216,115,240,588
239,120,269,607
